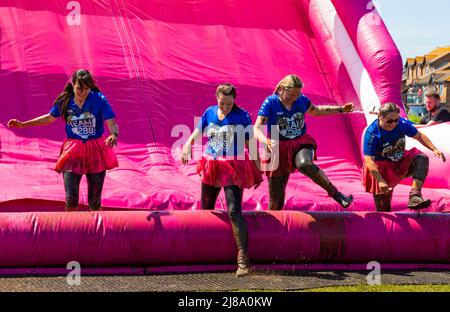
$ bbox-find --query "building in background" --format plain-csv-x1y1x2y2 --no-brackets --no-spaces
402,46,450,110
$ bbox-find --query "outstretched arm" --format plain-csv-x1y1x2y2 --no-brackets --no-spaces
307,102,354,116
7,114,57,128
105,118,119,148
413,132,446,162
414,120,439,128
181,128,201,164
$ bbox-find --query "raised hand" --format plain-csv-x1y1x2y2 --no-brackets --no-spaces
7,119,24,128
433,149,446,162
342,102,354,113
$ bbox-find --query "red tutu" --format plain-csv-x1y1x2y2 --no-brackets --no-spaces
197,153,263,189
55,137,119,175
262,134,317,177
362,148,423,194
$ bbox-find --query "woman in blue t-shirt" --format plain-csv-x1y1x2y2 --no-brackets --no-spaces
7,69,119,211
253,74,354,210
181,83,262,277
363,103,446,211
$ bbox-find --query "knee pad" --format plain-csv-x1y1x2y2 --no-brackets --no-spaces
296,160,320,177
412,154,429,182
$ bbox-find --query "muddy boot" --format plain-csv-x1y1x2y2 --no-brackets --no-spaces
407,188,431,210
332,192,354,209
311,170,353,209
236,249,250,277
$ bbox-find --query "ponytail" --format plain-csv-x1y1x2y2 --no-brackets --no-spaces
53,69,100,122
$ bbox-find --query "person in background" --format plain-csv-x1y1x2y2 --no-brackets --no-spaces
415,91,450,127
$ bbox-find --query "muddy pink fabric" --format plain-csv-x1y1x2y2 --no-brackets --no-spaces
0,0,448,214
262,134,317,177
0,211,448,266
197,154,262,189
55,137,118,174
363,148,423,194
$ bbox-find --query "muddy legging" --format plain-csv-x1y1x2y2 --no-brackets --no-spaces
63,171,106,211
201,183,248,258
268,147,339,210
373,154,429,212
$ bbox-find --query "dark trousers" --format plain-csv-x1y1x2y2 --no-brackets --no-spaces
63,171,106,211
201,184,248,257
373,154,429,212
268,147,338,210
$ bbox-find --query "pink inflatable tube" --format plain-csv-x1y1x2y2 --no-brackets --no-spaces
0,211,448,267
331,0,404,108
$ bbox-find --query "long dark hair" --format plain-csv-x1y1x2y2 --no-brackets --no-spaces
54,69,101,121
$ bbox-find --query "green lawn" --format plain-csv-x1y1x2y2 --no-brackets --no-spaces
305,284,450,292
407,114,422,124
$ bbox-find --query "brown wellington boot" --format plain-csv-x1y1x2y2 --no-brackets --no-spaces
407,188,431,210
235,250,250,277
312,170,353,209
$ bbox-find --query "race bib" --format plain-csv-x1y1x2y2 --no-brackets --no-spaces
381,138,406,162
277,112,305,139
206,124,235,152
68,112,96,139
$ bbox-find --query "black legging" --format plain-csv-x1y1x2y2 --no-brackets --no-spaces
268,174,290,211
201,183,248,260
63,171,106,211
268,147,339,210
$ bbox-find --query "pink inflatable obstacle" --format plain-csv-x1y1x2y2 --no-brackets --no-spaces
0,0,448,268
0,211,448,267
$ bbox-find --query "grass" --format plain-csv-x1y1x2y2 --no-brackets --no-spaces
305,284,450,292
407,114,422,124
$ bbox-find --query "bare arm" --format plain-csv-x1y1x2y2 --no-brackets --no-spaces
181,128,201,164
104,118,119,147
7,114,57,128
307,102,354,117
253,115,272,150
413,131,446,162
364,155,391,194
245,138,261,171
414,120,439,128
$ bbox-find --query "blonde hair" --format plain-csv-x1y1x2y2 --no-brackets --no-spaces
274,74,304,94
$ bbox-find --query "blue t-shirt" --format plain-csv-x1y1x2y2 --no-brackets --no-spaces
257,94,311,140
197,106,252,158
49,91,116,140
363,117,418,162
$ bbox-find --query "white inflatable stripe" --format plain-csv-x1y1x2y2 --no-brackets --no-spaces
315,0,379,124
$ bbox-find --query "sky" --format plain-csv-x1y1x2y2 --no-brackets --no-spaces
375,0,450,61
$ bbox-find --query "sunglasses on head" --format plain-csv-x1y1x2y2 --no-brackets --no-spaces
385,118,399,124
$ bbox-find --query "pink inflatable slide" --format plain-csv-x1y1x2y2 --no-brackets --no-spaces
0,0,448,269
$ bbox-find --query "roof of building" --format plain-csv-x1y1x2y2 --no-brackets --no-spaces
416,70,450,85
429,52,450,65
405,46,450,66
406,58,416,66
427,46,450,56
